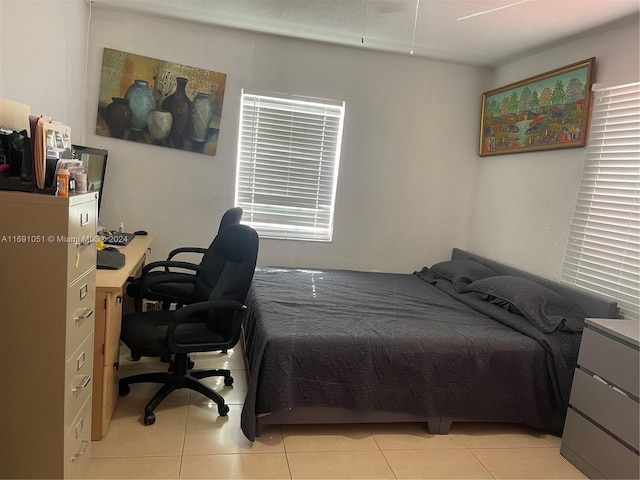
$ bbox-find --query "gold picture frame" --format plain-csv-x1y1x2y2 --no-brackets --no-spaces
479,58,595,156
96,48,227,156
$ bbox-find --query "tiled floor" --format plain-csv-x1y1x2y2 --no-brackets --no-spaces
87,346,586,479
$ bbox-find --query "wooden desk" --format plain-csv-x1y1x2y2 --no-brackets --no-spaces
91,234,154,440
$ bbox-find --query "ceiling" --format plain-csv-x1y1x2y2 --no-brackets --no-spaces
91,0,639,67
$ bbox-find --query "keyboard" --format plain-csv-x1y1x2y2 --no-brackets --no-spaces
97,249,126,270
103,232,136,246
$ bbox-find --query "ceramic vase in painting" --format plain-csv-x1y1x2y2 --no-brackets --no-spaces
191,92,214,142
147,109,173,142
125,79,155,131
162,76,191,148
102,97,132,138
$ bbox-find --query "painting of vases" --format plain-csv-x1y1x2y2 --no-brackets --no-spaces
96,48,227,156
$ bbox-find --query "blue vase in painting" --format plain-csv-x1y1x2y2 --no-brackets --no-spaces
191,92,214,143
125,79,155,132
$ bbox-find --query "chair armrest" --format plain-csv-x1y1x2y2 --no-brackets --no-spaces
166,247,207,271
141,260,201,277
133,261,199,300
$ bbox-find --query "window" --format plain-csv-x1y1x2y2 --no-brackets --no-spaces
235,90,345,241
562,81,640,320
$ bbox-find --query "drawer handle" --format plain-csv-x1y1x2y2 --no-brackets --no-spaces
76,351,86,371
611,385,630,397
71,440,89,462
591,373,631,398
74,308,94,323
76,237,95,247
592,374,608,385
79,283,89,300
80,211,90,227
72,375,91,394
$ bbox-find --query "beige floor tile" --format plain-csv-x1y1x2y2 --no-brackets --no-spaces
287,450,395,479
471,447,588,479
183,404,284,455
179,453,291,479
451,422,549,448
86,455,181,479
540,433,562,447
92,377,190,458
282,424,379,452
192,347,247,370
370,422,467,450
383,448,493,479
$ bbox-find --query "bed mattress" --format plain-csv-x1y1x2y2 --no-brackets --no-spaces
240,267,581,441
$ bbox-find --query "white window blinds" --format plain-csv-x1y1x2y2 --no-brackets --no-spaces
562,81,640,320
235,91,345,241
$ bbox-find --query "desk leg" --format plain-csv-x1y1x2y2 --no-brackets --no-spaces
91,290,106,441
91,290,123,441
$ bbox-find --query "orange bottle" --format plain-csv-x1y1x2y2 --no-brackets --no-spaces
56,169,69,197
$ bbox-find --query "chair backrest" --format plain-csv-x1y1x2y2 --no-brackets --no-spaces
196,207,244,270
193,223,259,335
217,207,243,234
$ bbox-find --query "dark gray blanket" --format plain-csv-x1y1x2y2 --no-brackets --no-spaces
241,267,580,441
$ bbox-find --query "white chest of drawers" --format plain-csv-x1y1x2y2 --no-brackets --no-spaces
0,191,97,479
561,318,640,479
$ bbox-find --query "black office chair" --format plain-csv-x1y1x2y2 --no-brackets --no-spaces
118,223,259,426
127,207,243,312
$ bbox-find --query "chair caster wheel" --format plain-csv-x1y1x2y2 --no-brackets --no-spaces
143,412,156,425
188,359,195,369
131,354,141,361
224,376,234,387
119,383,130,396
218,404,230,416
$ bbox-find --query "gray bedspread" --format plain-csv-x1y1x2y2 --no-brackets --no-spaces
240,267,580,441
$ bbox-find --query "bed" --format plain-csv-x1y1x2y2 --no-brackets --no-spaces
240,248,619,441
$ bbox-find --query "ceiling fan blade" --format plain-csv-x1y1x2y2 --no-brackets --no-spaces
457,0,530,21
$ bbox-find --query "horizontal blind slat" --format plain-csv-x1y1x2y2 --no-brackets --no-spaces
236,90,345,242
562,82,640,320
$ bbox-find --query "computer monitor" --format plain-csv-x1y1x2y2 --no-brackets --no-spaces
71,145,108,215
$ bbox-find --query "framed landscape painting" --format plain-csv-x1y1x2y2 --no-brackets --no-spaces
479,58,595,156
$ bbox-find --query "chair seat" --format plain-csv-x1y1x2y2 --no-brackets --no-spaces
126,271,195,304
150,281,194,302
121,310,226,357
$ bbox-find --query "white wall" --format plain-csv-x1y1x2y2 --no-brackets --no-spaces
0,0,88,139
85,7,488,272
467,15,640,279
3,2,636,278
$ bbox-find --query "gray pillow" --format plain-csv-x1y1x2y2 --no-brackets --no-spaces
467,276,586,333
430,260,498,293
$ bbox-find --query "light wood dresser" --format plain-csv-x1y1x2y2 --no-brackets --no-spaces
561,318,640,479
0,190,97,479
92,233,154,440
